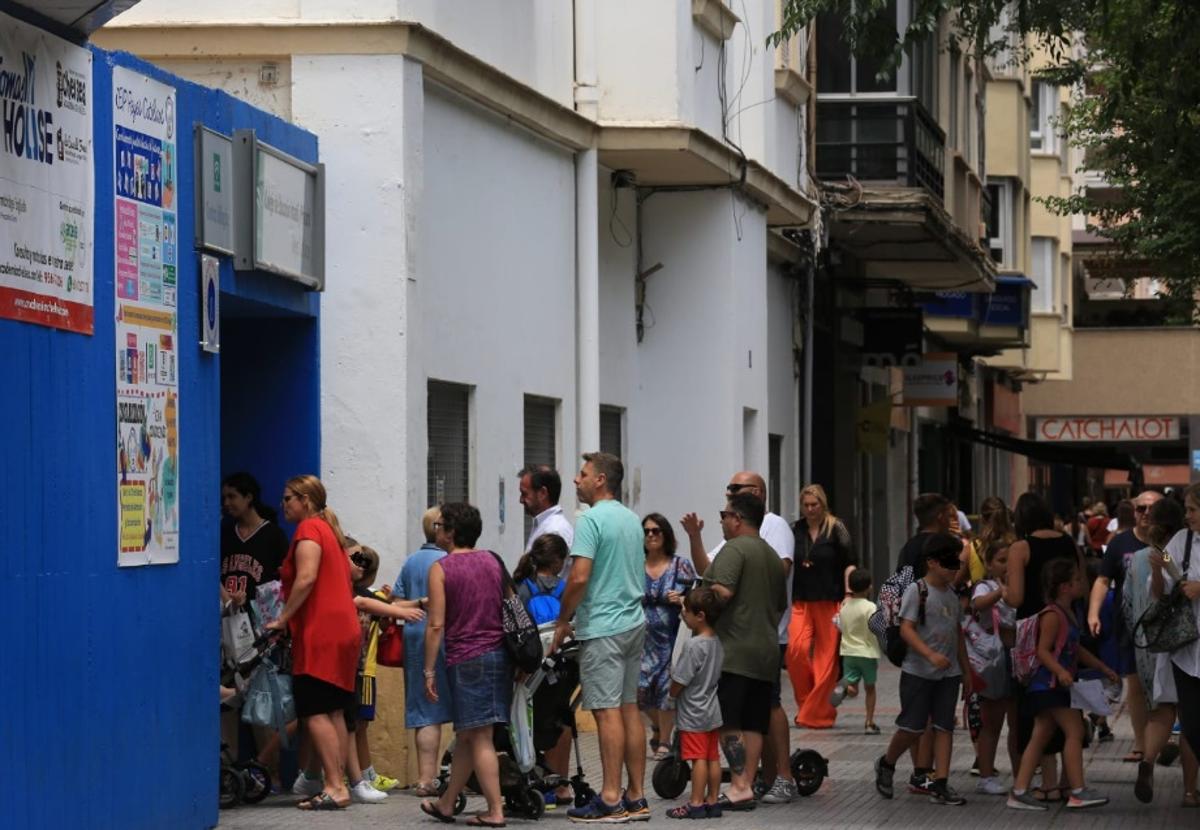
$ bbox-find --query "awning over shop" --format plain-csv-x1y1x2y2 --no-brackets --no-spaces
947,423,1139,471
13,0,139,36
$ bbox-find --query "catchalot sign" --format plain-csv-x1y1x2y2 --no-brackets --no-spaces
1034,416,1179,443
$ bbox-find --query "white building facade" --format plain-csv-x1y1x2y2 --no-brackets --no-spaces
97,0,819,574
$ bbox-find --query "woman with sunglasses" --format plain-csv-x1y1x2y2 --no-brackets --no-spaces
639,513,695,760
265,475,362,811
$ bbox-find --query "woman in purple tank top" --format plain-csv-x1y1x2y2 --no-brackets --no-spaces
421,502,511,827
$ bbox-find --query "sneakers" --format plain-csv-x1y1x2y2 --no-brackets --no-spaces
968,757,980,777
1067,787,1109,809
760,777,797,804
350,779,388,803
291,771,323,797
622,795,651,822
928,780,966,806
829,683,847,708
908,772,934,795
371,774,399,792
975,776,1007,796
864,722,881,735
874,756,895,799
1007,790,1049,811
568,794,629,823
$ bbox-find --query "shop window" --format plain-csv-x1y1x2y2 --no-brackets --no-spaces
523,395,557,536
427,380,470,506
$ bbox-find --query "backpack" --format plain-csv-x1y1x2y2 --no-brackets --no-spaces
868,566,926,667
523,577,565,626
1012,603,1070,686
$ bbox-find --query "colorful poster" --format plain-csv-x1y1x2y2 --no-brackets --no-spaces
114,66,179,566
0,11,94,333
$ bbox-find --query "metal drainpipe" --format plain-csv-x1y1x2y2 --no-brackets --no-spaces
802,259,815,485
574,0,600,458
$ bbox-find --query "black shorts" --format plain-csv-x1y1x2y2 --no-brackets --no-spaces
1016,685,1066,755
896,672,960,733
293,673,356,720
718,672,773,735
770,644,785,708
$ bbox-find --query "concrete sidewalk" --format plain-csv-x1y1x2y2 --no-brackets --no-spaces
216,663,1195,829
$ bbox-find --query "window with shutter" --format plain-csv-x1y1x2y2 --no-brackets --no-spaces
523,396,558,537
600,406,626,502
769,434,783,515
427,380,470,507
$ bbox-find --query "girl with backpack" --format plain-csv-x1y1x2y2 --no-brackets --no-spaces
514,533,569,625
639,513,696,760
1007,558,1118,811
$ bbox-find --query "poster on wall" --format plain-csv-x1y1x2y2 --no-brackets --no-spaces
113,66,179,566
0,11,94,333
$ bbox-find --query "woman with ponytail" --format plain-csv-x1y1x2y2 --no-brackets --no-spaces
265,474,361,810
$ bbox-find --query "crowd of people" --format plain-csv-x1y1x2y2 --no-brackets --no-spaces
217,460,1200,820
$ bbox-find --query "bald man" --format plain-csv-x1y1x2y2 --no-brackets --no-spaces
681,472,798,803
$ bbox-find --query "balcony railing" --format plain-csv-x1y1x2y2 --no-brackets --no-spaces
816,97,946,199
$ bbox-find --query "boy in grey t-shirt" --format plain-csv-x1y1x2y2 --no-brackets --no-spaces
873,533,970,807
667,588,725,819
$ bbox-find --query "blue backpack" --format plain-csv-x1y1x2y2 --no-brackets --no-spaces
523,577,565,626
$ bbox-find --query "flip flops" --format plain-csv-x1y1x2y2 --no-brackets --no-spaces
715,794,756,812
297,792,349,810
465,817,506,828
421,800,457,824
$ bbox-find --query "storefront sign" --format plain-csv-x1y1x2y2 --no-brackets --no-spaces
195,126,233,253
859,308,923,367
903,352,958,407
1034,416,1179,443
989,381,1021,434
979,278,1027,327
922,291,976,319
0,12,93,333
113,66,180,566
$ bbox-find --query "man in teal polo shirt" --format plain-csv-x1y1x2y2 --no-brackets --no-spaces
551,452,648,823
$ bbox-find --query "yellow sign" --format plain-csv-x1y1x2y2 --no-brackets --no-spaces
119,483,146,552
857,399,893,455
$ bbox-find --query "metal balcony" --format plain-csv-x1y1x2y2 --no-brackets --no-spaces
816,98,946,199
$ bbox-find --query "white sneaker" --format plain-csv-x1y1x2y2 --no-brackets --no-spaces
291,771,323,797
351,779,388,803
976,776,1007,795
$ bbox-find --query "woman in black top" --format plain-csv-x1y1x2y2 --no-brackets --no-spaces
221,472,289,606
786,484,855,729
1005,491,1086,802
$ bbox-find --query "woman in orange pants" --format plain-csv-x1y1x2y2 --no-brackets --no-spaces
787,484,855,729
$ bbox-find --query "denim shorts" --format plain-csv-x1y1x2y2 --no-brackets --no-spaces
579,624,645,710
447,648,512,731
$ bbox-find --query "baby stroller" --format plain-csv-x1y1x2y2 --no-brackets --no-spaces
438,625,596,820
218,623,283,809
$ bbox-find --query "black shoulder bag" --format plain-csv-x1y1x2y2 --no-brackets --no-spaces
1132,530,1199,654
489,552,545,673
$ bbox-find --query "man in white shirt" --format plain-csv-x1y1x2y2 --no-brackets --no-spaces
681,471,798,804
520,464,574,552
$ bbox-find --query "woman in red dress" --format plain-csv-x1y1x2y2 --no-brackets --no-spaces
265,474,361,810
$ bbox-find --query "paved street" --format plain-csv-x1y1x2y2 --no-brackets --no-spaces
216,663,1193,829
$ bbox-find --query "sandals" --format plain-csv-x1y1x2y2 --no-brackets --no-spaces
715,793,756,812
421,800,457,824
1184,792,1199,808
465,818,506,828
652,745,671,761
414,781,442,797
666,804,708,819
1123,750,1145,763
297,791,349,810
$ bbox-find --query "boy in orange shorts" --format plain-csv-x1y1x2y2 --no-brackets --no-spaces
667,588,725,819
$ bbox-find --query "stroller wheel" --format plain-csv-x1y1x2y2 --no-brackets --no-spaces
651,756,690,801
239,761,272,804
219,765,244,809
453,792,468,815
525,789,545,820
790,749,828,797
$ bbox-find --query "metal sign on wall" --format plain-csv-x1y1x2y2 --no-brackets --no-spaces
1034,416,1180,443
194,126,233,254
903,352,959,407
232,129,325,289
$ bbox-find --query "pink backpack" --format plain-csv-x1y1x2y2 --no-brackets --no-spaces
1012,603,1070,686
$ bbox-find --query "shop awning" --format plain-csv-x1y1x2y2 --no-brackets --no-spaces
947,423,1140,471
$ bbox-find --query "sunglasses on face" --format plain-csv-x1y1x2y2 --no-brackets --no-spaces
726,483,756,494
350,552,369,567
644,527,663,537
1135,505,1150,514
719,510,738,520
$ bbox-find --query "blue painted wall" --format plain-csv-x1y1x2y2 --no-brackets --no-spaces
1,46,320,830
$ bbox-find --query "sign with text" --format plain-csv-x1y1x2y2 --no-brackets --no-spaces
902,353,958,407
0,11,93,333
113,65,180,567
1034,416,1180,443
200,253,219,353
195,126,232,253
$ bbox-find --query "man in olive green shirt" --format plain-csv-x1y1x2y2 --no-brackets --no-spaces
705,492,787,809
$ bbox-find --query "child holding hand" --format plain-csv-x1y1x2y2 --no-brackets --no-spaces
666,588,725,819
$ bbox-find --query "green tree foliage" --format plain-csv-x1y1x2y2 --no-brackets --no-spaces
776,0,1200,309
